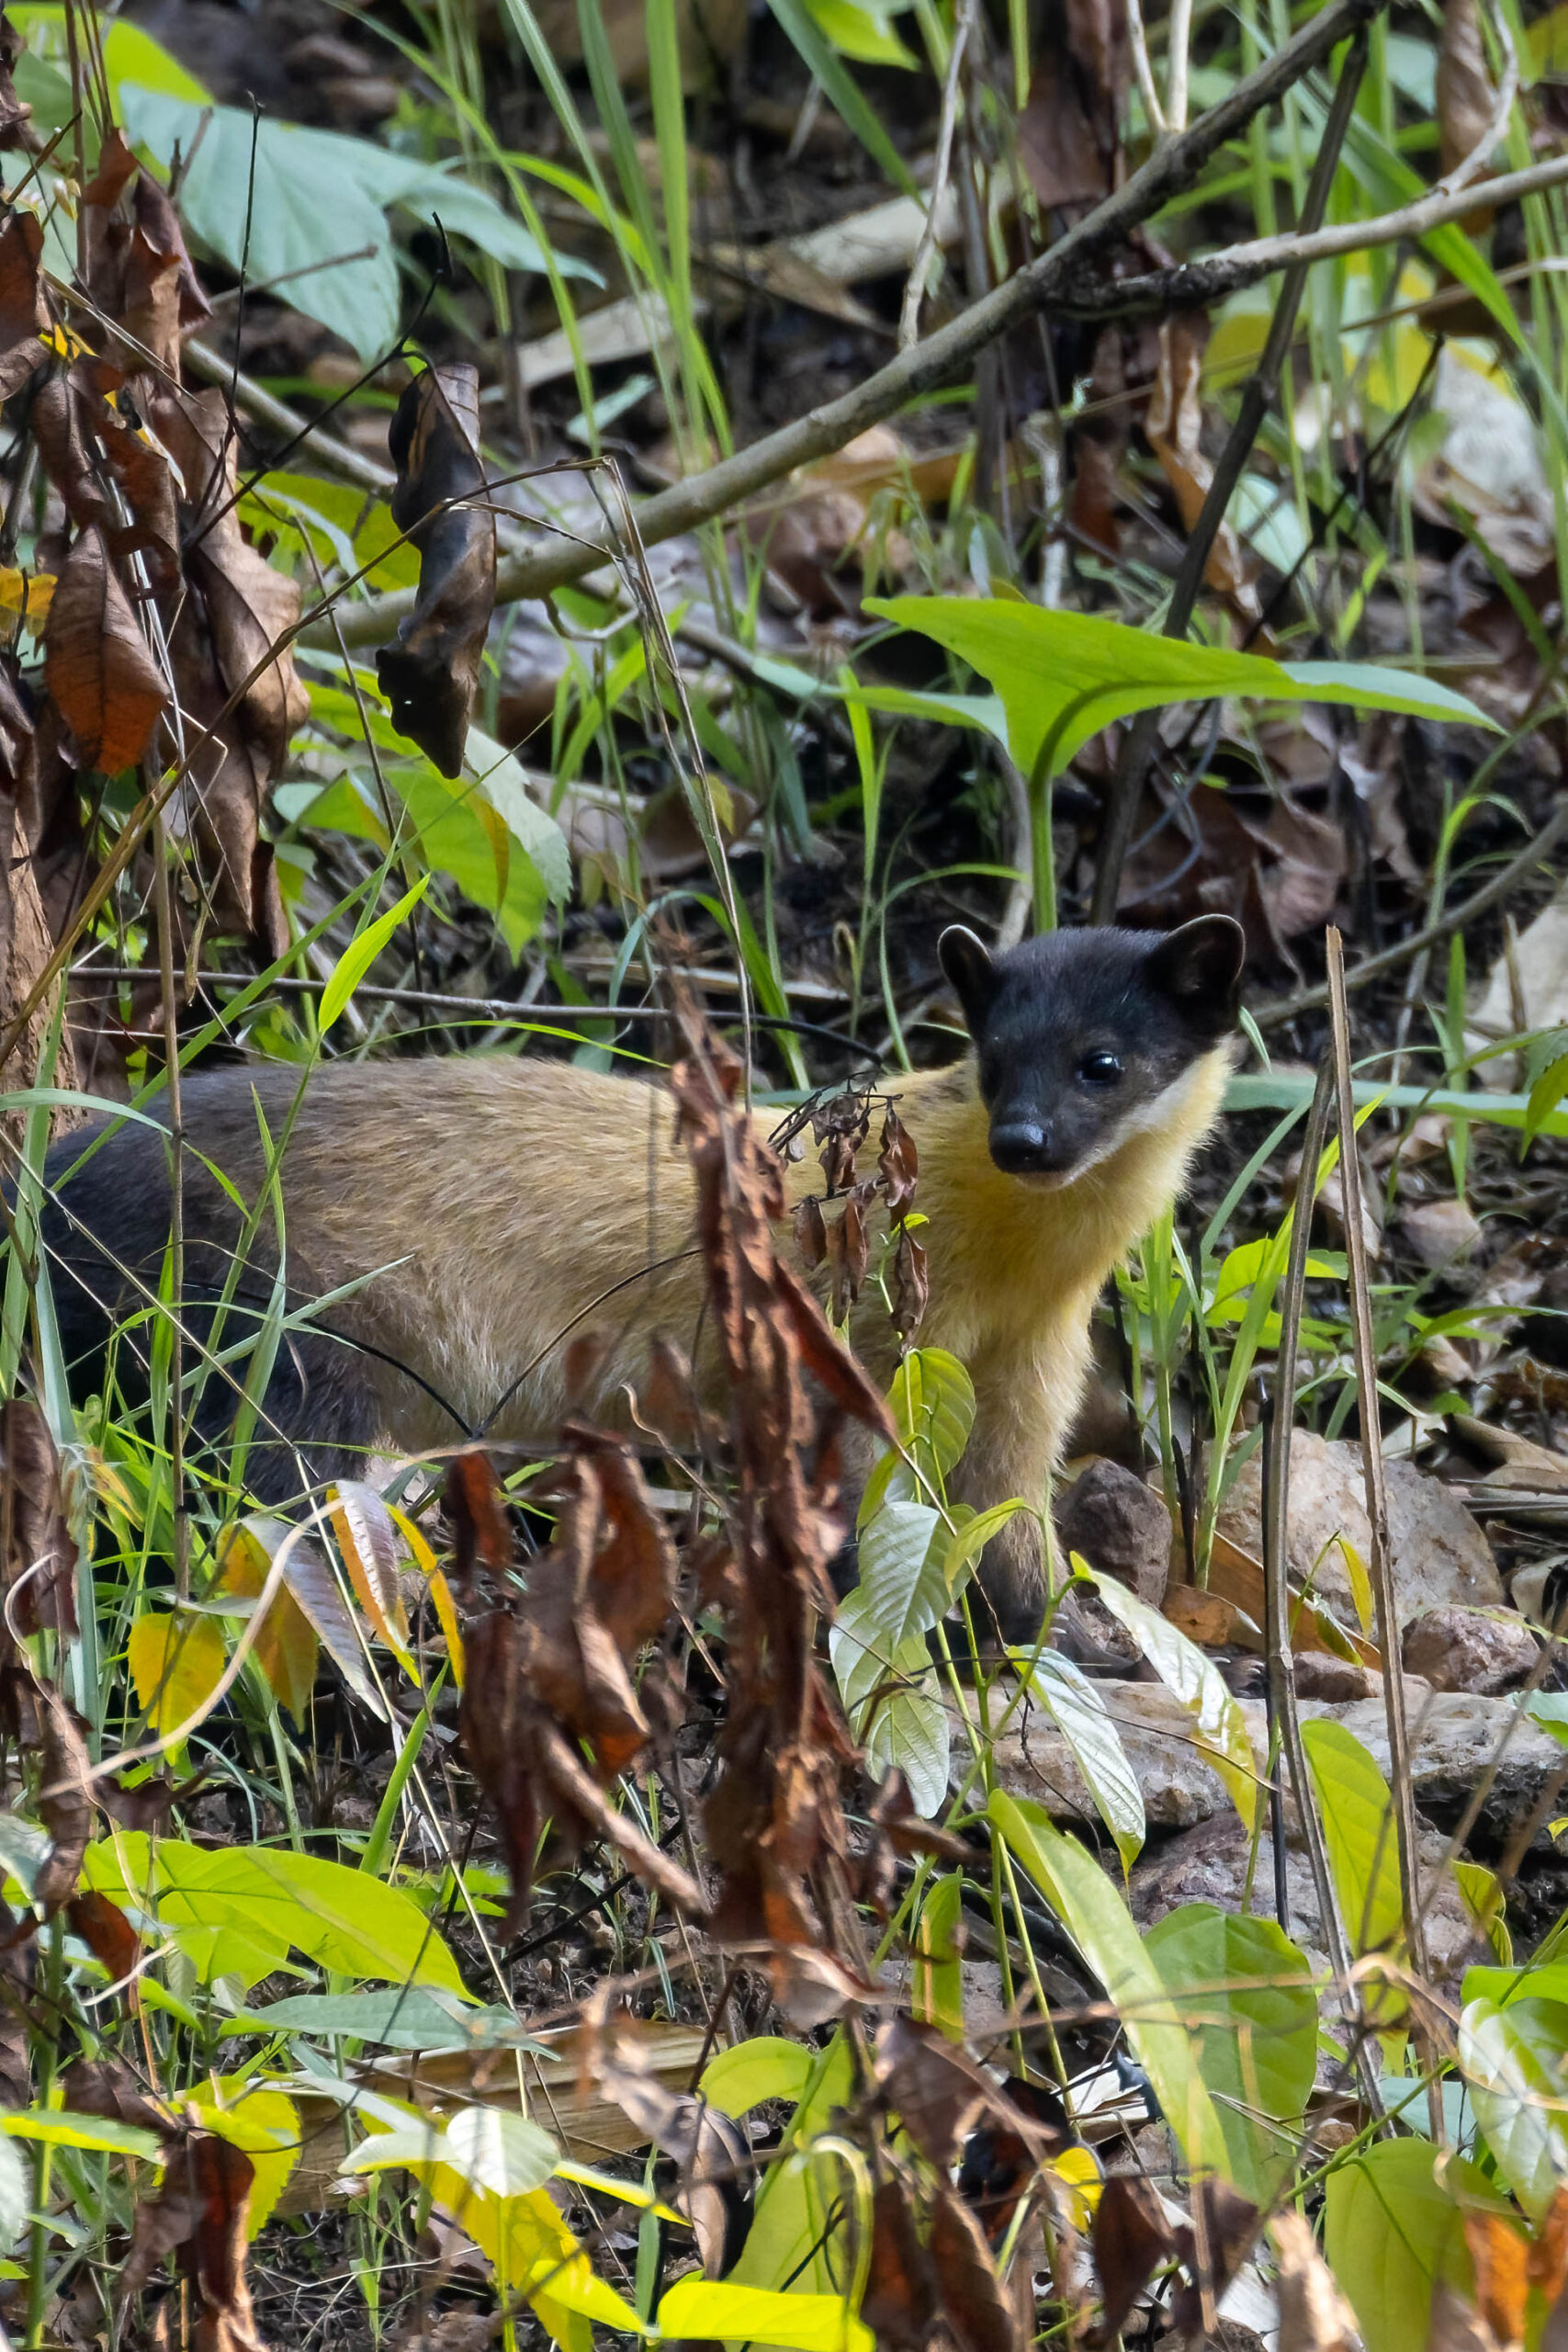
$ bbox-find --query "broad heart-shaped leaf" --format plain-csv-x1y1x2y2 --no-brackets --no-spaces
1025,1651,1145,1871
658,2279,872,2351
1077,1566,1258,1835
1460,1996,1568,2219
1324,2139,1484,2352
865,596,1497,781
385,730,571,959
82,1836,466,1994
731,2039,857,2298
988,1791,1228,2179
702,2037,819,2117
1145,1903,1317,2201
119,89,596,362
857,1498,946,1645
443,2106,558,2199
1299,1719,1404,1961
829,1586,949,1816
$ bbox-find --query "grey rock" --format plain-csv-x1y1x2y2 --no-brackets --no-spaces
1055,1460,1172,1606
1402,1605,1540,1695
1216,1430,1503,1625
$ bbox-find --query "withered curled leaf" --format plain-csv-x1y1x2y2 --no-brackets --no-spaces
376,364,495,777
43,522,168,775
0,212,49,398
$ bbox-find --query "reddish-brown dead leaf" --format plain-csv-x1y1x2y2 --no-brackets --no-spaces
0,17,32,149
1146,318,1262,623
862,2176,939,2351
126,2129,266,2352
31,375,105,532
0,1895,32,2103
931,2182,1022,2352
793,1193,828,1271
66,1890,141,1988
1269,2210,1359,2352
377,364,496,777
61,2054,170,2138
1089,2172,1175,2347
1530,2190,1568,2305
1464,2211,1529,2349
1438,0,1495,183
43,523,168,775
445,1450,512,1589
0,1400,77,1640
34,1688,93,1917
0,211,48,397
581,2007,752,2275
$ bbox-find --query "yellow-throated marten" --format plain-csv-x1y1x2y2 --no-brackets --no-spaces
34,915,1243,1640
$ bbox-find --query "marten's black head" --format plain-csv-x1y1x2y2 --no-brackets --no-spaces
938,918,1246,1184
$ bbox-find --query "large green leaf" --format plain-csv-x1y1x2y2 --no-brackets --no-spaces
1025,1651,1145,1871
82,1838,466,1994
1077,1567,1258,1835
862,1348,976,1521
1323,2140,1483,2352
731,2039,856,2298
865,598,1496,781
119,90,597,361
1299,1720,1404,1961
988,1791,1227,2177
1460,1996,1568,2219
857,1498,946,1645
830,1588,949,1817
388,729,570,956
1145,1904,1317,2199
702,2038,819,2117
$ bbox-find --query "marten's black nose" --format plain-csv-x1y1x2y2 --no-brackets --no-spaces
990,1120,1057,1175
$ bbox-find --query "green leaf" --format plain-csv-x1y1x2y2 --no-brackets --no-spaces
765,0,917,193
11,6,210,104
82,1838,467,1994
802,0,919,65
863,1347,975,1521
865,598,1498,781
1025,1651,1145,1871
1299,1720,1404,1960
320,876,430,1034
657,2278,872,2352
857,1498,946,1645
943,1499,1027,1593
730,2040,855,2298
465,728,573,907
1464,1962,1568,2011
235,1990,532,2050
118,91,597,363
1076,1567,1258,1835
444,2107,558,2199
1460,1996,1568,2219
1145,1904,1317,2199
701,2037,818,2117
1324,2140,1483,2352
912,1872,965,2041
0,2109,164,2160
988,1791,1227,2177
829,1588,949,1817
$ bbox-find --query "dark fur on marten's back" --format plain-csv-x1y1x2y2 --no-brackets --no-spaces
36,916,1244,1640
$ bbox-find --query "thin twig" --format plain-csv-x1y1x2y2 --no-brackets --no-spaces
900,0,974,349
1326,926,1438,2134
1089,30,1369,922
1256,798,1568,1030
310,0,1385,655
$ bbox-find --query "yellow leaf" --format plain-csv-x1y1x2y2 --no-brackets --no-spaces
0,570,53,628
330,1482,412,1666
38,323,88,362
215,1522,319,1725
126,1611,226,1740
389,1501,466,1690
1048,2144,1103,2229
189,2082,299,2236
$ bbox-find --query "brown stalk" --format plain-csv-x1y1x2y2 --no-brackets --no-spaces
1325,926,1439,2133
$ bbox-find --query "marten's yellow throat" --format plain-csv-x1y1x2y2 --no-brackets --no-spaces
38,915,1243,1640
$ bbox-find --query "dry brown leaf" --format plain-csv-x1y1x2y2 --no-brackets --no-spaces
1464,2211,1529,2348
0,17,32,150
1270,2210,1359,2352
1438,0,1496,182
1145,317,1262,621
0,212,49,398
377,365,495,777
65,1890,141,1988
43,521,167,775
0,1399,77,1640
1018,0,1127,208
862,2177,939,2351
1089,2173,1174,2346
931,2183,1023,2352
1427,2281,1505,2352
126,2130,267,2352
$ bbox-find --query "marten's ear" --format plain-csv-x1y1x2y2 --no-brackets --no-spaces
1145,915,1246,1033
939,925,998,1033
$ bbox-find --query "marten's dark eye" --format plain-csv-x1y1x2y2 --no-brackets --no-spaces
1079,1050,1122,1084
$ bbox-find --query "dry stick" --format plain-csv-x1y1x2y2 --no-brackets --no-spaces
1054,145,1568,318
310,0,1385,657
148,804,187,1604
1088,30,1370,925
1257,797,1568,1030
1262,1059,1387,2118
1326,926,1441,2137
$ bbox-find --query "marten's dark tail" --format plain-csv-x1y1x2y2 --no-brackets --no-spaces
28,1098,380,1510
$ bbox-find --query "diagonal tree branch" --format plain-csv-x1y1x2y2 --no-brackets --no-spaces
304,0,1385,653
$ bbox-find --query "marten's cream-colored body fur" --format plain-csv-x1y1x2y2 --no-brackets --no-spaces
39,919,1243,1637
